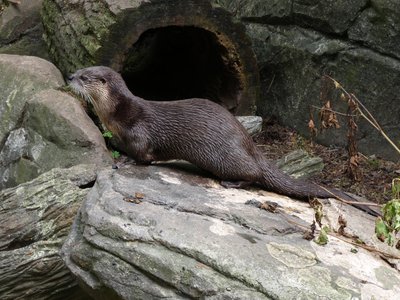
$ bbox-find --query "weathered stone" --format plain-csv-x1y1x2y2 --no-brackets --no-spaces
236,116,263,135
276,149,324,179
0,164,95,300
41,0,259,114
0,0,49,59
0,89,112,189
247,24,400,160
349,0,400,60
213,0,368,34
212,0,292,20
62,163,400,299
292,0,368,34
0,54,64,145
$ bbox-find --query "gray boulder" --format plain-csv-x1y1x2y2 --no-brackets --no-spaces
236,116,263,135
0,54,112,189
0,164,96,300
0,54,63,144
349,0,400,60
0,0,49,59
62,163,400,299
276,149,324,179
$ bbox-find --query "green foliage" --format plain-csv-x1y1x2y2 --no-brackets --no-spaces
102,131,120,159
315,226,330,245
111,150,120,159
102,131,113,139
375,179,400,247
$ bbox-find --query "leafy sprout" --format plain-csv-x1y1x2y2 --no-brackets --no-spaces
102,131,113,139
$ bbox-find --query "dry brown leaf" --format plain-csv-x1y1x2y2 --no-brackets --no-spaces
337,215,347,236
308,119,317,137
319,101,341,129
333,80,341,89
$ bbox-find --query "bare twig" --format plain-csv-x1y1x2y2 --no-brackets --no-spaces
311,105,357,117
266,74,276,95
323,75,400,155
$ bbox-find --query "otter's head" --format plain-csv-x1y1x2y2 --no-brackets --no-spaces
68,66,129,118
68,66,126,103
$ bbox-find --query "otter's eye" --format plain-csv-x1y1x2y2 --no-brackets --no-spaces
80,75,88,82
100,78,106,84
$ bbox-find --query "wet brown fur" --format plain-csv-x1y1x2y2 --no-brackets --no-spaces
68,66,367,203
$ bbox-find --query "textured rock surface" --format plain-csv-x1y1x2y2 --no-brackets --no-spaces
41,0,259,114
236,116,263,135
248,24,400,160
213,0,368,34
0,54,64,144
292,0,367,34
0,55,112,189
213,0,400,160
348,0,400,60
0,0,49,58
0,164,96,300
276,149,324,179
62,163,400,299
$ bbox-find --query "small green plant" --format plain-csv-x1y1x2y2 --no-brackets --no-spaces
315,225,330,246
111,150,120,159
375,178,400,248
102,131,120,160
102,131,113,139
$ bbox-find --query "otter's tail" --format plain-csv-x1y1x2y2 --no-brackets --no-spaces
259,161,380,216
259,161,331,199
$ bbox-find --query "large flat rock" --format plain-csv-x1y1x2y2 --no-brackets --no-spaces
62,162,400,299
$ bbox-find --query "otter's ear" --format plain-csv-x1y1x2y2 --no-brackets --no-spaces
100,78,106,84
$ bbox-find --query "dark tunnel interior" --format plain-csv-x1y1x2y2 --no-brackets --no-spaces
121,26,242,110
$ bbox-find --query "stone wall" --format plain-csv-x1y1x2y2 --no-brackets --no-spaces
213,0,400,160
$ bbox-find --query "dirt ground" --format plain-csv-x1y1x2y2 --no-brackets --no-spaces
253,120,400,205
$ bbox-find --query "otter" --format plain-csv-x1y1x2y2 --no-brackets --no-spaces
68,66,377,213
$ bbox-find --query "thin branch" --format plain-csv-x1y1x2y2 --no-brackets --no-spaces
266,74,275,95
311,105,358,117
323,75,400,155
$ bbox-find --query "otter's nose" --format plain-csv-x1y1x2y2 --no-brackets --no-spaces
67,74,75,81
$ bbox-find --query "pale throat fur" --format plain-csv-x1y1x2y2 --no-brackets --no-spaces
71,73,124,139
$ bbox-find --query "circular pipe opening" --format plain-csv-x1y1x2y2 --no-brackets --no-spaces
121,26,243,110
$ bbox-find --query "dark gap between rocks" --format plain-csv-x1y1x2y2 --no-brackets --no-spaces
5,236,35,251
78,180,96,189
